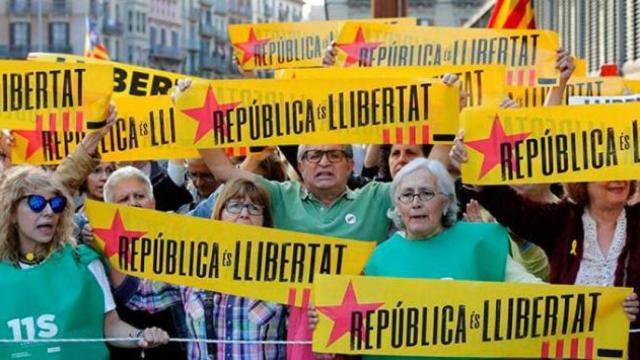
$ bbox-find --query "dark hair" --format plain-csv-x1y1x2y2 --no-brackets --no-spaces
377,144,433,180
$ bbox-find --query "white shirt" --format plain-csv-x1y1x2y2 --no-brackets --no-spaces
20,259,116,313
575,209,627,286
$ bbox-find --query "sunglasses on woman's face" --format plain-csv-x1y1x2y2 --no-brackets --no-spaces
21,195,67,214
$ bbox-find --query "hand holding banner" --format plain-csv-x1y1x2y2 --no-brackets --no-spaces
174,78,459,146
85,200,375,307
313,275,631,358
0,60,112,131
333,22,560,86
507,76,625,107
460,103,640,184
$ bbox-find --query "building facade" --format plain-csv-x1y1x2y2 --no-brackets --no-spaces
466,0,640,77
1,0,307,77
0,0,89,59
325,0,484,27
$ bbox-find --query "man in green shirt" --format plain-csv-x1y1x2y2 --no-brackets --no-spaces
200,144,393,242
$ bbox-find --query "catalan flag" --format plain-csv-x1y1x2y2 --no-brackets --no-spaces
84,16,110,60
487,0,536,29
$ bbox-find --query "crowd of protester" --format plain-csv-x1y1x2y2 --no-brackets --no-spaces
0,44,639,360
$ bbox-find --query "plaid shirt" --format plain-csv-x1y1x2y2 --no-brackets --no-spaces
120,278,287,360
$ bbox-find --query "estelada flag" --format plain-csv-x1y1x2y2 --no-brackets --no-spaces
488,0,536,29
84,16,110,60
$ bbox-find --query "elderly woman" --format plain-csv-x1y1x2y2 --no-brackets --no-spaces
365,158,540,284
111,178,287,360
0,166,168,359
451,135,640,358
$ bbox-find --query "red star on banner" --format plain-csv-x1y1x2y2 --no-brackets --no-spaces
336,26,382,67
14,115,49,160
233,28,271,65
465,115,531,179
92,210,146,264
317,281,384,346
181,86,241,143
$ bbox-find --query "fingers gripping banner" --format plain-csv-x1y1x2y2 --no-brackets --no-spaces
174,78,460,145
313,275,631,358
0,60,112,131
85,200,375,307
460,103,640,184
228,18,415,71
507,77,625,107
333,22,560,86
275,64,507,110
12,96,198,165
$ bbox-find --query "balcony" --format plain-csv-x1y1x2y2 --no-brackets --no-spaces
187,8,199,22
200,23,215,37
214,0,226,15
200,56,216,70
7,1,30,16
5,45,35,59
185,39,199,52
50,2,72,16
149,45,184,62
103,20,124,36
47,44,72,53
200,0,214,7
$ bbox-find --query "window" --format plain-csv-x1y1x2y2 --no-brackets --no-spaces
128,45,133,63
150,26,157,47
49,22,69,47
10,22,30,47
136,12,141,33
142,14,146,33
115,4,120,21
114,39,119,60
161,28,166,46
172,31,178,48
128,10,133,32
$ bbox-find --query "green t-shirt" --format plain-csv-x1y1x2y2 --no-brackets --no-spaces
258,177,392,242
363,222,510,360
0,245,109,360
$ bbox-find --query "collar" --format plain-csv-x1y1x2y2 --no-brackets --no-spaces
299,186,356,202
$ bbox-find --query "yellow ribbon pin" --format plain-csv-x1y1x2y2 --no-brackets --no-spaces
570,240,577,256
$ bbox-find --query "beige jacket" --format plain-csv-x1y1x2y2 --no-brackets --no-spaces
54,144,101,192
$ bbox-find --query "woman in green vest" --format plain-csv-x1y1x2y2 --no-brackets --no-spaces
0,165,170,360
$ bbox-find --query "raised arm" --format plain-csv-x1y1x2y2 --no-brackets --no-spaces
544,48,575,106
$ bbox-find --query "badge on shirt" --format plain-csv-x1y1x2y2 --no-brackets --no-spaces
344,213,357,225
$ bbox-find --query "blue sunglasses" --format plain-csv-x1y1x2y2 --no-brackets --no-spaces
21,195,67,214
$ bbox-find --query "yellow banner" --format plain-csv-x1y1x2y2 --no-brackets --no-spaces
27,52,200,97
313,275,630,358
11,96,198,165
0,60,112,131
460,103,640,184
229,18,415,71
569,94,640,105
174,78,459,146
275,65,506,110
507,76,625,107
624,80,640,94
574,58,587,77
334,22,560,86
86,201,375,307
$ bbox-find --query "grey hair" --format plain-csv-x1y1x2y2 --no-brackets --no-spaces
296,144,354,163
387,158,459,229
103,166,154,203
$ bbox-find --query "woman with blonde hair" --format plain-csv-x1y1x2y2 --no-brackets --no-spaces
113,178,287,360
0,165,169,359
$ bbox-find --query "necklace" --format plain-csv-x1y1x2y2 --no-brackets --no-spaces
19,252,41,265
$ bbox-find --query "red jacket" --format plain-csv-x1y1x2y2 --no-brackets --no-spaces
476,186,640,357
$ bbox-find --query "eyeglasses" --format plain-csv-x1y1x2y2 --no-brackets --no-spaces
20,194,67,214
397,190,448,204
224,201,264,216
302,150,349,164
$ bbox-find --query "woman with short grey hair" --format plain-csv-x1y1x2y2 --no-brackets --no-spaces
366,158,541,285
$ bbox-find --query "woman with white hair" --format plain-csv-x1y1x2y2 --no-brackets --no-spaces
365,158,539,283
